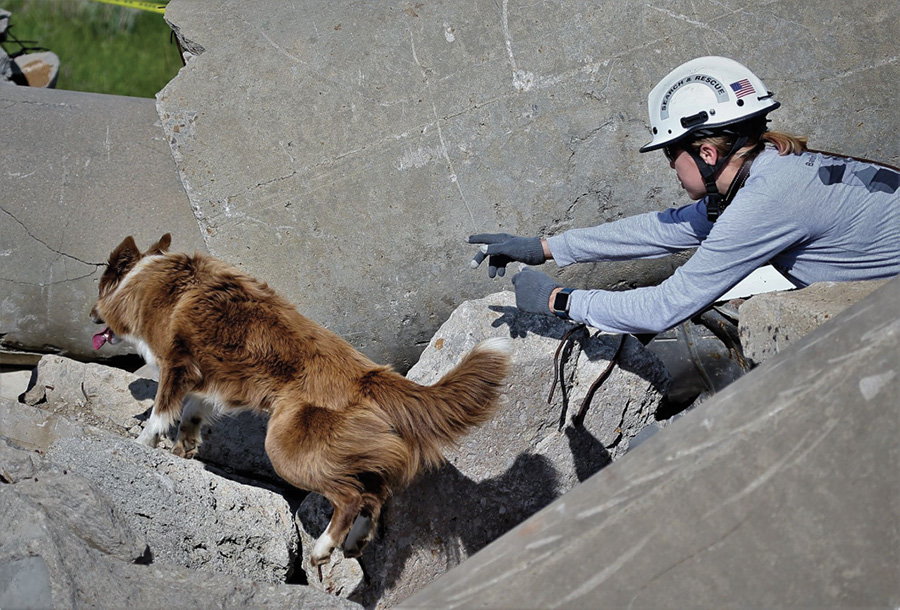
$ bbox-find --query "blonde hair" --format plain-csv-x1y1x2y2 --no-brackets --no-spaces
759,131,808,155
688,122,808,162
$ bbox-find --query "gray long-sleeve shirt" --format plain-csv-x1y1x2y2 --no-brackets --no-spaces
546,147,900,333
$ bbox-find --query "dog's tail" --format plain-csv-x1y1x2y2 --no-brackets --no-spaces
364,337,512,479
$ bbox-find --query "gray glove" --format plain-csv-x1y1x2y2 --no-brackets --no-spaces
511,268,561,316
468,233,546,278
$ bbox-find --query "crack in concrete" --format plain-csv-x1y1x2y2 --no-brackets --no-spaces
1,269,98,288
0,205,106,271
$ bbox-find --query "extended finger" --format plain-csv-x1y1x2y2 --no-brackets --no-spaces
470,245,489,268
468,233,509,245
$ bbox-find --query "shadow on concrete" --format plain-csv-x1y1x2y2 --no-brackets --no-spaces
565,425,612,482
342,424,615,607
344,453,560,607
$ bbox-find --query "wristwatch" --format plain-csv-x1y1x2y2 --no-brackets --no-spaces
551,288,574,319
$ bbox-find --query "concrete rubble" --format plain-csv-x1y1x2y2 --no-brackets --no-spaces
22,354,279,482
2,277,896,607
0,399,360,609
399,277,900,610
1,9,59,88
0,85,206,363
738,279,890,365
4,292,670,606
1,0,898,607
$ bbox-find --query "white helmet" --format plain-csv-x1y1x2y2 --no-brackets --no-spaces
640,56,779,153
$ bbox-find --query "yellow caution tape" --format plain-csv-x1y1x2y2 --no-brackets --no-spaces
91,0,168,14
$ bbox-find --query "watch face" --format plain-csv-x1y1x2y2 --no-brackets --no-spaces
552,290,570,313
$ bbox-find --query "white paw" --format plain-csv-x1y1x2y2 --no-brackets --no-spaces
135,427,159,447
310,532,336,567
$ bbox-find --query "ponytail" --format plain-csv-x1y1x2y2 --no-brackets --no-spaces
761,131,808,155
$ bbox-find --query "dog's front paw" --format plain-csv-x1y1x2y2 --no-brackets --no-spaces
135,427,160,448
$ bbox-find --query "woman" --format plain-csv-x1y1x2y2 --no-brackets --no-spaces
470,56,900,333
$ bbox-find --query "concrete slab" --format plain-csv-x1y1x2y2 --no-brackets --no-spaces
739,279,889,365
0,367,32,402
0,85,206,361
157,0,899,368
399,276,900,608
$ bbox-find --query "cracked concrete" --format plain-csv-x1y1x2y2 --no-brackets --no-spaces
0,85,206,360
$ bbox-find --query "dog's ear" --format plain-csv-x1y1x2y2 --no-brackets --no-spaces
107,236,141,275
146,233,172,256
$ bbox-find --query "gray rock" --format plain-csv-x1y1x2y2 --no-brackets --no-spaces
23,354,280,482
0,471,147,610
739,280,890,365
0,85,206,362
0,441,360,609
296,493,366,599
23,354,155,434
0,435,45,483
350,292,669,607
1,399,299,585
0,395,83,453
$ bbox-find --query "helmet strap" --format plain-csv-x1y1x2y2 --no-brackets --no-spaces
684,134,750,222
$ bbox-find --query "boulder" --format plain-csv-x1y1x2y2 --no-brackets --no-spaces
23,354,155,436
4,1,897,371
297,292,669,607
0,399,299,585
23,354,279,482
738,280,890,365
0,435,360,609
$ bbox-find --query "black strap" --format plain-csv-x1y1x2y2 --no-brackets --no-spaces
547,327,626,429
686,135,750,222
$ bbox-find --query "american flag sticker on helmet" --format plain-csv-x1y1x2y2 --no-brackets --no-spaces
730,79,756,98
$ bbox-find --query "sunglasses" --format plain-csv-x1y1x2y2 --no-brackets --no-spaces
663,145,681,163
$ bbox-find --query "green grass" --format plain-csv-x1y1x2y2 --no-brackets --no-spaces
2,0,182,98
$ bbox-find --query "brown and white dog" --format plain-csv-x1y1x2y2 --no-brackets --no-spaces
90,234,511,566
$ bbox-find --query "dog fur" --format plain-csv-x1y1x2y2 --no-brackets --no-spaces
90,234,511,566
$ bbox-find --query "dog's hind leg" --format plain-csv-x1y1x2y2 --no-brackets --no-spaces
312,490,362,567
173,395,214,459
137,362,200,448
343,474,390,558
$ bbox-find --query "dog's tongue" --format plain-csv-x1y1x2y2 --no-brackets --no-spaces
92,327,115,350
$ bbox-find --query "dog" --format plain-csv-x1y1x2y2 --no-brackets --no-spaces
90,234,511,566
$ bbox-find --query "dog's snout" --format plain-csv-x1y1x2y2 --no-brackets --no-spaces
90,306,104,325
